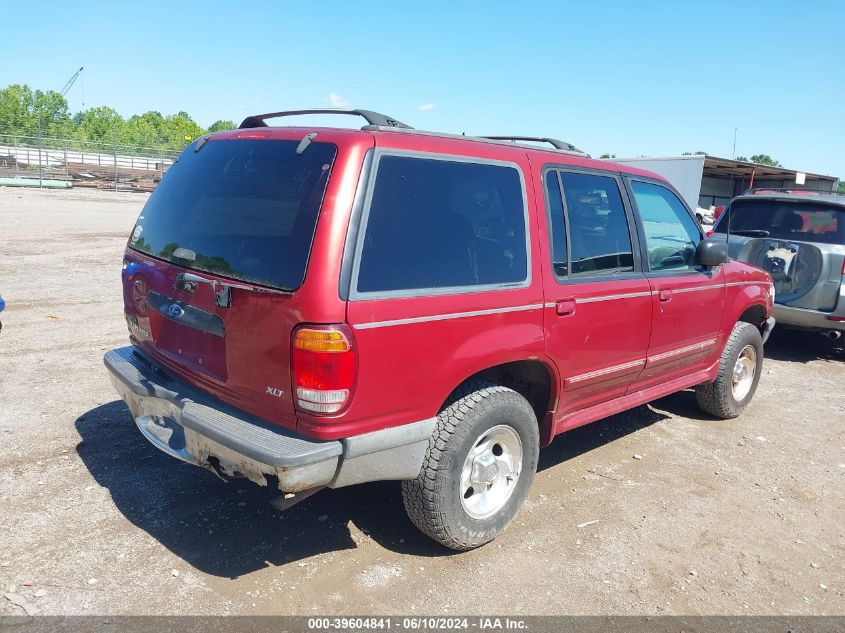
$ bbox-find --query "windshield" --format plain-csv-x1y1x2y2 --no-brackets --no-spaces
129,138,337,290
714,199,845,245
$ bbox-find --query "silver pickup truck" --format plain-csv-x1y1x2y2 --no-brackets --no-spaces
712,189,845,341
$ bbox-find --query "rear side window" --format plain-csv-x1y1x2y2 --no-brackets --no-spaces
355,155,528,295
545,171,568,276
130,139,337,290
715,199,845,245
558,172,634,275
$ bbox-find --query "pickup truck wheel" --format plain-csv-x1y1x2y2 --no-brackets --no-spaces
401,382,539,551
695,322,763,419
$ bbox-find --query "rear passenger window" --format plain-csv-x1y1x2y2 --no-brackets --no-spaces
545,171,568,276
355,155,528,295
559,172,634,275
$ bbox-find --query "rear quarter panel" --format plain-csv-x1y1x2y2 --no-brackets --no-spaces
301,135,551,441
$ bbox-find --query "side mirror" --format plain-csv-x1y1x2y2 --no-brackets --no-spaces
695,237,728,268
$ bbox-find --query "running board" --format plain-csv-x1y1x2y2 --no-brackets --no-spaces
553,362,720,435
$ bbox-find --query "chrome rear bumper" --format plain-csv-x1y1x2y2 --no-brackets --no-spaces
104,346,435,493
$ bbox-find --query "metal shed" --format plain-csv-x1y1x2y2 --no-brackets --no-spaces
613,154,839,210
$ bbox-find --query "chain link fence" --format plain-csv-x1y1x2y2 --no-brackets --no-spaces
0,133,182,192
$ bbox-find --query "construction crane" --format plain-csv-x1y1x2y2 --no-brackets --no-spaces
59,67,84,97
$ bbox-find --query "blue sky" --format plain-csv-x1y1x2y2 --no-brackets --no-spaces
4,0,844,177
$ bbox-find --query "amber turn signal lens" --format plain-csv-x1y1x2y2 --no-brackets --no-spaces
293,329,350,353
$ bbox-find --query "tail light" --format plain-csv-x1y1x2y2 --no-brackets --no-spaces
292,325,356,414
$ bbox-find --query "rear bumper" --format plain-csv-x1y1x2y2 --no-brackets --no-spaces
774,304,845,332
104,346,435,493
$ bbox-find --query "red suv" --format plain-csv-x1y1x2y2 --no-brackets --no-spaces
105,109,775,550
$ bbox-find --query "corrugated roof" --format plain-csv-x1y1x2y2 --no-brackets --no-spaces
702,155,836,181
615,154,836,182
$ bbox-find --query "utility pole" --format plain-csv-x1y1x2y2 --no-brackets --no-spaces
38,118,43,189
113,127,118,192
732,128,737,160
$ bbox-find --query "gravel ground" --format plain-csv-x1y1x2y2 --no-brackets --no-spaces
0,187,843,616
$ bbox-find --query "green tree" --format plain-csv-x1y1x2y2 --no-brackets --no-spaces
838,181,845,194
0,81,236,150
160,112,204,149
0,84,72,137
33,89,72,137
749,154,781,167
735,155,748,162
0,84,36,133
124,111,165,149
75,106,126,144
208,119,236,133
682,151,707,155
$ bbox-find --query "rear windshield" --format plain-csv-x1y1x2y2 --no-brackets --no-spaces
129,138,337,290
714,199,845,245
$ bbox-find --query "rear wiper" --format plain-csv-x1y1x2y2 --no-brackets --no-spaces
174,272,291,308
731,229,770,237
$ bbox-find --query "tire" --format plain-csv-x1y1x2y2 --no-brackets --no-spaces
695,321,764,419
401,382,540,551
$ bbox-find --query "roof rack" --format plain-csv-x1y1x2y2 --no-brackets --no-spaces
236,109,590,157
238,109,412,130
481,135,585,154
745,187,844,196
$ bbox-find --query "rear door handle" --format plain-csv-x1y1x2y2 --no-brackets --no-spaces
555,299,576,316
658,289,672,303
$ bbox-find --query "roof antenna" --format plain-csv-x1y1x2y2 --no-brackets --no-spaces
725,138,736,251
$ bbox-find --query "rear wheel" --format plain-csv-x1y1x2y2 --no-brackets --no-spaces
696,321,764,418
401,382,539,551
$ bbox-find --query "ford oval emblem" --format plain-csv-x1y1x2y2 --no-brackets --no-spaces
167,303,185,318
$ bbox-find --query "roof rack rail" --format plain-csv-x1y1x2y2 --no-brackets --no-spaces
745,187,844,196
238,109,412,130
480,135,585,154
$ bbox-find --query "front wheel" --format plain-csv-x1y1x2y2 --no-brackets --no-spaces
401,382,539,551
696,321,764,418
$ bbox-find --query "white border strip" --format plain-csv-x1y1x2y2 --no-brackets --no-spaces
577,291,653,304
647,338,717,364
666,285,723,295
353,281,765,331
352,303,544,330
568,359,646,384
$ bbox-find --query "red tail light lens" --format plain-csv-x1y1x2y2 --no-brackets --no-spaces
292,325,356,414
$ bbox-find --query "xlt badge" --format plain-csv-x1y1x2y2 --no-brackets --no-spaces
266,386,285,398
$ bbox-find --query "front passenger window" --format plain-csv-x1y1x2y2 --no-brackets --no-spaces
631,181,701,271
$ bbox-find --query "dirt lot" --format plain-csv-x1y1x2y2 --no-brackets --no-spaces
0,187,843,616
